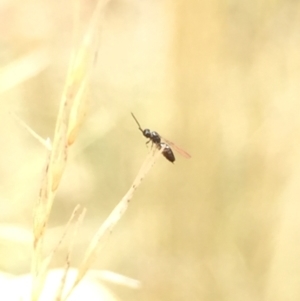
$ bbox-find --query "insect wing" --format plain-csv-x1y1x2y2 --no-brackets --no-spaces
161,137,191,159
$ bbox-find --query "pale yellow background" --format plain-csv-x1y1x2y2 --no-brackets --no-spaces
0,0,300,300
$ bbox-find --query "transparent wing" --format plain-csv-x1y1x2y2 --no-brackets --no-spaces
161,136,191,159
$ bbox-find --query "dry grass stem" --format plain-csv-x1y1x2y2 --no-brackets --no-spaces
10,113,52,151
30,1,114,300
32,205,84,301
94,270,141,289
31,21,96,301
54,206,86,301
62,146,165,300
0,48,50,93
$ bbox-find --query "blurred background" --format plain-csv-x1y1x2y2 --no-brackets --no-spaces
1,0,300,300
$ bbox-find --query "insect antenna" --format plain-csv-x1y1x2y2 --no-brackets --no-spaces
131,112,143,133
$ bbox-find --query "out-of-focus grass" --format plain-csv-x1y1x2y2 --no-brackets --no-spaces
1,0,300,300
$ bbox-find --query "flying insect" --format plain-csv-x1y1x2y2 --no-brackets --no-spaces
131,113,191,163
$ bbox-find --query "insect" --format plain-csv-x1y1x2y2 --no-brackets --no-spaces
131,112,191,163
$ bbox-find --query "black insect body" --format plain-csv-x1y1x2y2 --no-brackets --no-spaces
131,113,190,163
159,142,176,163
143,129,161,144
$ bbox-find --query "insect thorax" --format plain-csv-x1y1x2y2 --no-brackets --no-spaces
151,131,161,143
